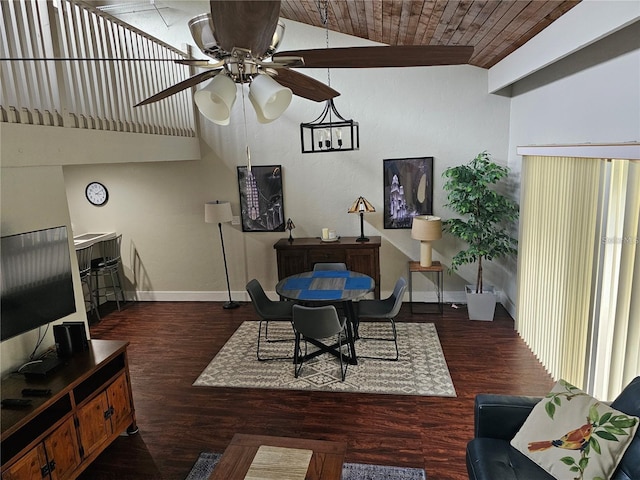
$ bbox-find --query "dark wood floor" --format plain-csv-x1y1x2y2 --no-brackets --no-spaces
79,300,553,480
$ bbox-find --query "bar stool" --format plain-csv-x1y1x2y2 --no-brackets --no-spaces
91,235,125,311
76,244,100,322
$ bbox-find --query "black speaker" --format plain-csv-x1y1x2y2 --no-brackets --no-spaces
54,322,88,358
54,324,73,358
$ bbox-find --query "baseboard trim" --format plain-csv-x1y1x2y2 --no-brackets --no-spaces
501,294,517,319
129,291,251,302
126,290,515,319
129,289,473,305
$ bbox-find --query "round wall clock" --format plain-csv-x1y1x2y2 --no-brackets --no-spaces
85,182,109,206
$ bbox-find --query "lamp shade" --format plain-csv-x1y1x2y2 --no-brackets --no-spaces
411,215,442,267
194,74,237,125
411,215,442,241
248,74,292,123
348,196,376,214
205,201,233,224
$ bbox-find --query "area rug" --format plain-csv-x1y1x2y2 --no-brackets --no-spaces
193,322,455,397
185,452,427,480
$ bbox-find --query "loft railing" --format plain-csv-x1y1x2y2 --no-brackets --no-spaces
0,0,195,137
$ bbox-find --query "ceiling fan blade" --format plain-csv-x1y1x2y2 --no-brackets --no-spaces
0,57,178,62
257,56,305,69
273,45,474,68
174,59,224,68
209,1,280,57
135,70,219,107
270,69,339,102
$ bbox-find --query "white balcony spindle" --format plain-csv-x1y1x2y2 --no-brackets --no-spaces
1,0,194,136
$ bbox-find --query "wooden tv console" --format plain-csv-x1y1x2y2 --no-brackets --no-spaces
0,340,137,480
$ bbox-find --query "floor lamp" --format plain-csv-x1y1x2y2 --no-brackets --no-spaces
205,201,240,309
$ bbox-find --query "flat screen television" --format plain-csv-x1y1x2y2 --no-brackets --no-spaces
1,225,77,342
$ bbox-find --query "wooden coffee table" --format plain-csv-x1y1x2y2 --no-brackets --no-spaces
209,433,347,480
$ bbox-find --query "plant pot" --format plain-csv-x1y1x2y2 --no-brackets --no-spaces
465,285,497,321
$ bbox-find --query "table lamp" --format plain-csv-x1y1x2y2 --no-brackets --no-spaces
348,196,375,242
411,215,442,267
205,201,239,309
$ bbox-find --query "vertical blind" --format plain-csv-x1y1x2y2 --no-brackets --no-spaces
589,159,639,400
517,156,601,388
517,155,639,400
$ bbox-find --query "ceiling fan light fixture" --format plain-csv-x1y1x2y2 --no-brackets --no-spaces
194,73,237,125
248,74,292,123
188,13,222,58
265,20,286,57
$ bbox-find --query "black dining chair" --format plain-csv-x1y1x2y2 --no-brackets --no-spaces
312,263,349,312
246,279,295,361
356,277,407,361
292,304,348,381
313,262,347,271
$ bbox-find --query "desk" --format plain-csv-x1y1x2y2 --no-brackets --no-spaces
275,270,374,365
73,231,115,250
408,260,444,314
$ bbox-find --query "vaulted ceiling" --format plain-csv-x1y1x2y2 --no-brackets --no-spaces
95,0,582,70
279,1,581,69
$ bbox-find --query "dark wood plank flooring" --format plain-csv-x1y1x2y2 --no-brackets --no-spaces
79,301,553,480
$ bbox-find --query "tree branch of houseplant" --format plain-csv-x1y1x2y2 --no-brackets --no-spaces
442,151,519,295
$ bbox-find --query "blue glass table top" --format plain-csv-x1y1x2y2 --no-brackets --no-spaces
275,270,374,302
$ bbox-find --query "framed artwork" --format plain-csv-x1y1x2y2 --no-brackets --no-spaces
237,165,285,232
383,156,434,229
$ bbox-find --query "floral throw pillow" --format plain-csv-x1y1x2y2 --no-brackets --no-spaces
511,380,638,480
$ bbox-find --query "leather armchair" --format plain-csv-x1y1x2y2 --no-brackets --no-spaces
466,377,640,480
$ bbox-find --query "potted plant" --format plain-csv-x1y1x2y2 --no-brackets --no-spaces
442,151,519,320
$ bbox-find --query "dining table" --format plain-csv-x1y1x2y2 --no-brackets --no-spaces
275,269,374,365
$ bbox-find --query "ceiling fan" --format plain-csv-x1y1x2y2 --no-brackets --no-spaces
136,0,474,119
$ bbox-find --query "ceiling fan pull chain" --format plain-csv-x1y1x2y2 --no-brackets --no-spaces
239,63,252,173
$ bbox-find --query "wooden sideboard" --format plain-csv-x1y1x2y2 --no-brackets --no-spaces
274,236,381,299
1,340,137,480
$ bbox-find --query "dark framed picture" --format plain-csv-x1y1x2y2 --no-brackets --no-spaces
383,157,434,229
237,165,285,232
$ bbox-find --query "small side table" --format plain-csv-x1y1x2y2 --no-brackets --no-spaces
408,260,444,314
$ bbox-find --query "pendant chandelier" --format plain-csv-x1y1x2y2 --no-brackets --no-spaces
300,0,359,154
300,99,359,153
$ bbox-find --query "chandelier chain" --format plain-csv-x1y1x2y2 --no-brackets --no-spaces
315,0,331,88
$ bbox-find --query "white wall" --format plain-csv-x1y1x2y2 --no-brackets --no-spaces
504,20,640,313
489,0,640,93
0,154,89,375
4,3,637,376
61,17,511,305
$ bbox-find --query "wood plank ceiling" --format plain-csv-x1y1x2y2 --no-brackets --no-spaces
279,0,581,69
